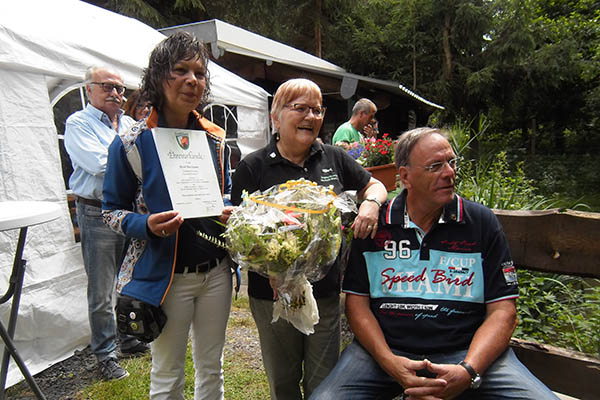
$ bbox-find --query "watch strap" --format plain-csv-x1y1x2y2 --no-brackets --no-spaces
459,361,480,388
458,361,477,379
364,197,382,207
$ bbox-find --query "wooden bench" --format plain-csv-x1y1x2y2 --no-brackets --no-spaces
494,209,600,400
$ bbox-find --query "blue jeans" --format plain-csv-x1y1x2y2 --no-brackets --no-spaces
76,201,127,361
309,340,559,400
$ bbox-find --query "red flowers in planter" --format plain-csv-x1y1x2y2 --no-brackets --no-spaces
360,133,395,167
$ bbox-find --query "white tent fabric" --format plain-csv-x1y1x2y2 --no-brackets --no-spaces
0,0,269,387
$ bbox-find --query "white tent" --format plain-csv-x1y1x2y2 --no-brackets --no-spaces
0,0,269,387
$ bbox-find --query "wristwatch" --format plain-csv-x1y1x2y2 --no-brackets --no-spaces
364,196,382,207
459,361,482,389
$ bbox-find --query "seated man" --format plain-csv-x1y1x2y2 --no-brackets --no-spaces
311,128,558,399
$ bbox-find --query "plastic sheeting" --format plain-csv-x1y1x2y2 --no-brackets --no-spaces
0,0,269,387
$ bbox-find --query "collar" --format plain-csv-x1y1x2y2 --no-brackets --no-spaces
384,189,464,227
86,103,124,123
145,108,225,141
265,137,324,165
154,109,198,130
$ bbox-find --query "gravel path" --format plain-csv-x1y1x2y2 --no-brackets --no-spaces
5,345,101,399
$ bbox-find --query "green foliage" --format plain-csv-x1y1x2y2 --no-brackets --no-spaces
449,120,600,356
85,0,206,28
456,151,553,210
522,154,600,204
515,270,600,355
451,120,553,210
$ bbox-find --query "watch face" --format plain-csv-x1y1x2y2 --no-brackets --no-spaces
471,375,482,389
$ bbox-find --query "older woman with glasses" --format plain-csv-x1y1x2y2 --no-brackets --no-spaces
102,32,234,399
231,78,387,399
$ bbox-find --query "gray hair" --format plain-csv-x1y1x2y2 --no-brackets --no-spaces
352,98,376,116
395,127,448,169
84,66,120,83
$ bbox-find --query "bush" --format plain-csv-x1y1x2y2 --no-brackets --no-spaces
514,270,600,355
449,120,600,357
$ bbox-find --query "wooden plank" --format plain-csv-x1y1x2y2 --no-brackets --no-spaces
493,209,600,278
510,338,600,400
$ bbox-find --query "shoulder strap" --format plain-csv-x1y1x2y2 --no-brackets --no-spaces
126,144,142,183
118,122,144,183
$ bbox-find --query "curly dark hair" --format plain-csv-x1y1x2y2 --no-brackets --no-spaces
140,31,211,112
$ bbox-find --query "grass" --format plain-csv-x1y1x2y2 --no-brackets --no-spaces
76,295,269,399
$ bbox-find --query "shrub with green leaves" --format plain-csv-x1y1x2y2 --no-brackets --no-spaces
448,119,600,357
514,270,600,355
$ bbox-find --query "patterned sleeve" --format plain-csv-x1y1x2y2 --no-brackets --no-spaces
102,135,151,239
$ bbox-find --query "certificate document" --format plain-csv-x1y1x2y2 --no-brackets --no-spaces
152,128,224,218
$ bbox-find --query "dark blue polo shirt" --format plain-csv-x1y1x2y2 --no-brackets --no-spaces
343,190,519,354
231,138,371,300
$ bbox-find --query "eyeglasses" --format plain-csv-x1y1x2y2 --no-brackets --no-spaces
90,82,126,95
414,157,460,173
284,103,326,118
135,103,150,110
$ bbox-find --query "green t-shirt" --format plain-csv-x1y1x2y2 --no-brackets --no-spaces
332,121,363,144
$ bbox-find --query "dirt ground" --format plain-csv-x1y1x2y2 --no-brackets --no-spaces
5,295,353,400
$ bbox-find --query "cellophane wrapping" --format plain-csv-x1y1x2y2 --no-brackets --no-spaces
224,179,356,334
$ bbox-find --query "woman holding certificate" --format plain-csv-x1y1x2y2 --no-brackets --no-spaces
102,32,234,400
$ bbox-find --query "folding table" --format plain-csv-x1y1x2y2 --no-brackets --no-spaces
0,201,62,399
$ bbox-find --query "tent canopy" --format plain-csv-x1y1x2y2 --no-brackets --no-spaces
0,1,269,110
161,19,444,110
0,0,268,387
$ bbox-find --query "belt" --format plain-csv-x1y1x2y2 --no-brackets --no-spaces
174,258,220,274
75,196,102,208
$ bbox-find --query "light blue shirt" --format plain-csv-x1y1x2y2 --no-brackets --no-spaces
64,103,134,200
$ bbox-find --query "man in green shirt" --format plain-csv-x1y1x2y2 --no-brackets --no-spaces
332,98,377,149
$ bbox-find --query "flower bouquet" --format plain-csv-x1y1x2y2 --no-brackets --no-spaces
220,179,356,334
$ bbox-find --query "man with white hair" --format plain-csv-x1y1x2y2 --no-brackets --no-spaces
64,66,148,381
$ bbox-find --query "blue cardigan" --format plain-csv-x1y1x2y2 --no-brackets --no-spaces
102,109,231,306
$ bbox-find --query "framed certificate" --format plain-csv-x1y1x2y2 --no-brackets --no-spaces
152,128,224,218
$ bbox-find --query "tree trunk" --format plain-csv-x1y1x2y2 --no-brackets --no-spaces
412,20,417,90
530,118,536,155
442,14,452,81
314,0,322,57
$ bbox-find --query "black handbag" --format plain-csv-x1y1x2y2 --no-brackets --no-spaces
115,294,167,343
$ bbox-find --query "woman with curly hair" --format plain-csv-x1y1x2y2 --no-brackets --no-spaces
102,31,233,399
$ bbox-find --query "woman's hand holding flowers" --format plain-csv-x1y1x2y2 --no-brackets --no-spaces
218,206,235,224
